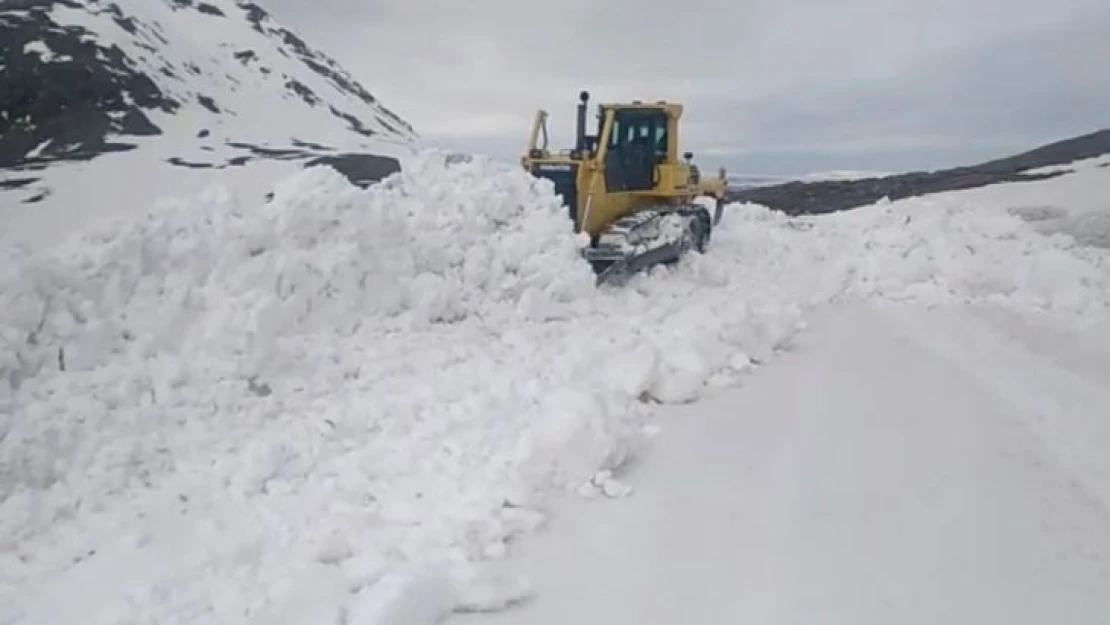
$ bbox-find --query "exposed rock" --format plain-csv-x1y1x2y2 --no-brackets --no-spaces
304,153,402,188
0,2,177,167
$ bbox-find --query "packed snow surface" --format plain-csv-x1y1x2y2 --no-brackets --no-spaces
2,151,1109,623
454,302,1110,625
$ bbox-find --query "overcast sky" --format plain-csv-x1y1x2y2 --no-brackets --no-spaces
260,0,1110,176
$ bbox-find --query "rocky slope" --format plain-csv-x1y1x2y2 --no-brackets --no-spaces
0,0,416,233
728,129,1110,215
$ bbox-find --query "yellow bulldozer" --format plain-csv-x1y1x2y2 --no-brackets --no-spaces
521,90,728,285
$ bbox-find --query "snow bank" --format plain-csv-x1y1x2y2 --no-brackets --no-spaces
931,153,1110,250
719,192,1110,317
0,151,802,624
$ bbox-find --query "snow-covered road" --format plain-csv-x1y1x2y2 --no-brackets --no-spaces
454,302,1110,625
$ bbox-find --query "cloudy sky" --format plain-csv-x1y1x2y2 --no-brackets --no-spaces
260,0,1110,176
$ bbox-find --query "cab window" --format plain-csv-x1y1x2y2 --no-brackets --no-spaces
608,109,668,162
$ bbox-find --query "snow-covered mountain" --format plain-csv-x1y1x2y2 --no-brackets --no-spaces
0,0,417,245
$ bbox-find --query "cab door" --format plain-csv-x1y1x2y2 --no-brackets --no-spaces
604,109,668,193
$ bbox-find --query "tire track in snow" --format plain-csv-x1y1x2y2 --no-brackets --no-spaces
883,303,1110,517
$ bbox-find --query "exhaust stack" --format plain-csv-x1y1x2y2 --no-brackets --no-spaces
575,90,589,152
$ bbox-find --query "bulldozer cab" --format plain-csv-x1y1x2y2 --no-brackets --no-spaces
521,91,726,238
601,105,673,193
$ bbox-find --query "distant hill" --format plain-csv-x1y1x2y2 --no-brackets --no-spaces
727,129,1110,215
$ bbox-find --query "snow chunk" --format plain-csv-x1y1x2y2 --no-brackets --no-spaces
344,566,455,625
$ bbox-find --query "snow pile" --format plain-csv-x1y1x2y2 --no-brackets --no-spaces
934,153,1110,250
1,153,591,418
0,151,804,624
719,193,1110,317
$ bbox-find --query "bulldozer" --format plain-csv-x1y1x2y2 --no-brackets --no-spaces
521,90,728,285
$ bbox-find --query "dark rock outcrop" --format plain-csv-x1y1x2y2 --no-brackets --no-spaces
0,1,178,167
0,0,413,199
304,153,402,188
727,129,1110,215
